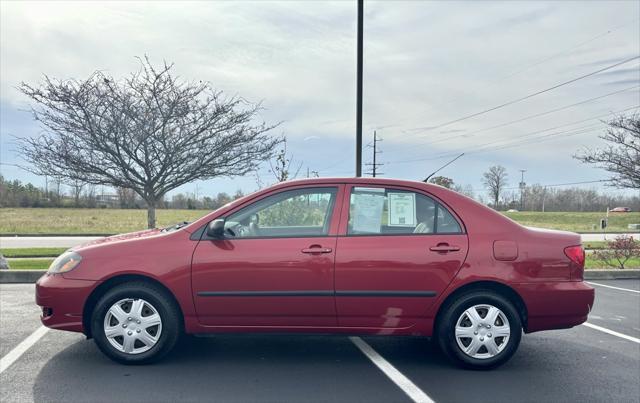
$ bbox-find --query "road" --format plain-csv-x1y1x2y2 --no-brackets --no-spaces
1,233,637,249
1,280,638,402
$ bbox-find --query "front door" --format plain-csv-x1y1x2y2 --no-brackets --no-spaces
191,185,343,327
334,185,469,329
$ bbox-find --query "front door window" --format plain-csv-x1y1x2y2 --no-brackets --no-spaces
224,187,338,238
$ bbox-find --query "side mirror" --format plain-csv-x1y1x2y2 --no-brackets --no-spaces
206,219,225,238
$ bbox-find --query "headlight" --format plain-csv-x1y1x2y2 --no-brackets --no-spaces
48,252,83,274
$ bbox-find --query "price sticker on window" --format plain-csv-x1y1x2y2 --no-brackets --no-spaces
388,192,416,227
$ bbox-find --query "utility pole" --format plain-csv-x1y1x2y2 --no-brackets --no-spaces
519,169,526,211
355,0,364,177
365,131,384,177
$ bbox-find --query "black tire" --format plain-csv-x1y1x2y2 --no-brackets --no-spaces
90,281,181,364
436,290,522,370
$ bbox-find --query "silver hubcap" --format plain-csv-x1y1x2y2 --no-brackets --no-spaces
455,304,510,359
103,298,162,354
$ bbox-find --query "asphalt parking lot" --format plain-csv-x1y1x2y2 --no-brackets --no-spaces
1,280,638,403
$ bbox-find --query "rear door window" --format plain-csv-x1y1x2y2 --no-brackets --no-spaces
347,187,461,235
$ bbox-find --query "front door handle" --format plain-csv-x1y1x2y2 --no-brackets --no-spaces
301,245,333,254
429,244,460,253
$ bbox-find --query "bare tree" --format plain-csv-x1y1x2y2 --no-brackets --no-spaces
268,137,302,182
574,114,640,189
69,179,85,207
482,165,508,209
116,187,138,209
17,56,280,228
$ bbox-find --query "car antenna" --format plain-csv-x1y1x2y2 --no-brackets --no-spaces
423,153,465,183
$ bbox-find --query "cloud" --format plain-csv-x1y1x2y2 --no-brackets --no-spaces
1,0,639,196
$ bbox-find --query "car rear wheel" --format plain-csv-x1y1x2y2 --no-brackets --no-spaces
436,291,522,369
91,282,180,364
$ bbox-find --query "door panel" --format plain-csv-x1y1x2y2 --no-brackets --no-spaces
334,184,468,329
192,237,337,326
191,184,344,327
335,234,468,328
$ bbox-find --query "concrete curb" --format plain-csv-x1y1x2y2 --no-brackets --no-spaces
1,269,639,283
584,269,640,280
1,233,114,237
0,270,45,283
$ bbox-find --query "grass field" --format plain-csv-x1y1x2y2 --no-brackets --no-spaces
0,208,209,235
502,211,639,233
0,208,638,235
1,247,67,258
6,258,54,270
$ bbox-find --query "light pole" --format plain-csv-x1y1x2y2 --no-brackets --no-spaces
519,169,526,210
355,0,363,177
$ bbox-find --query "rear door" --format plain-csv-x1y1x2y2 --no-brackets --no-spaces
191,185,344,327
334,185,468,328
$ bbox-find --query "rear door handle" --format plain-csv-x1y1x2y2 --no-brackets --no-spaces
429,244,460,253
301,246,333,254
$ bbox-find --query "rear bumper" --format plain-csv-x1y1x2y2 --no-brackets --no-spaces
513,281,595,333
35,273,98,333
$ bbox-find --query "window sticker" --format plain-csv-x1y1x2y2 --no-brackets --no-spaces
388,192,416,227
352,192,385,233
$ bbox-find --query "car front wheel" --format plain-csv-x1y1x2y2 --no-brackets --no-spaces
436,291,522,369
90,282,181,364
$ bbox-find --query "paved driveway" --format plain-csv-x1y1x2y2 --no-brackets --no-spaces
1,281,638,402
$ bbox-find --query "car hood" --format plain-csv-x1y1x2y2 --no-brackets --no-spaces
75,228,164,249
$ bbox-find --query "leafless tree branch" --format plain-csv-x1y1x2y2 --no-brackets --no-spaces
17,56,281,227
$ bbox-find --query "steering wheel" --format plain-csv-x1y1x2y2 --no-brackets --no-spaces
225,223,242,237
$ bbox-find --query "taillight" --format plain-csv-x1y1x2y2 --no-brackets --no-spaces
564,245,585,267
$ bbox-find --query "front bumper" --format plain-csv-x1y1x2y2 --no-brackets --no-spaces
35,273,98,333
514,281,595,333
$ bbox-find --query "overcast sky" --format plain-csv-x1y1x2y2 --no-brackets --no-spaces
1,0,639,200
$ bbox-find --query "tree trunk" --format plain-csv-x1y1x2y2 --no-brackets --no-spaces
147,200,157,229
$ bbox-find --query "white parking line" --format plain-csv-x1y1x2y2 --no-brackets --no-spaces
586,282,640,294
583,322,640,344
350,336,435,403
0,326,49,374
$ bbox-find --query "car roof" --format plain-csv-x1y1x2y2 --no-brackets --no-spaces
267,176,439,190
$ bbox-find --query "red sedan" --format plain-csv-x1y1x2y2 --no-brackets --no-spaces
36,178,594,369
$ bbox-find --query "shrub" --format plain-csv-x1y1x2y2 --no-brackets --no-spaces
592,235,640,269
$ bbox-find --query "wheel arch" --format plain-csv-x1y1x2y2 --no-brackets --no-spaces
82,274,185,338
434,281,528,333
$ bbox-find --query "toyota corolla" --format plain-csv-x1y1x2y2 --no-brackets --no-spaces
36,177,594,369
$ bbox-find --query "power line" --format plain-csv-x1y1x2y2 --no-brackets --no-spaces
462,179,614,192
403,55,639,135
375,19,639,134
407,85,639,148
397,124,601,164
388,105,639,165
504,179,613,191
495,18,639,81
